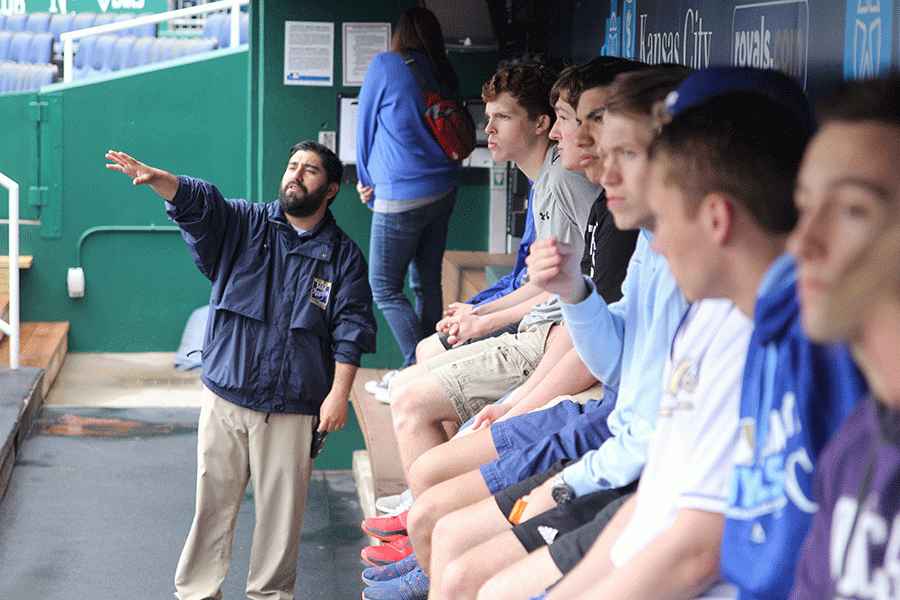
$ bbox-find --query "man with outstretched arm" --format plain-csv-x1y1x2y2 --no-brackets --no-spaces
106,142,377,600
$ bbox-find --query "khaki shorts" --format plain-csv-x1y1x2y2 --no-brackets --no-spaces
424,320,555,422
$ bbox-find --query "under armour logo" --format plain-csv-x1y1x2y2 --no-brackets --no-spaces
539,211,550,220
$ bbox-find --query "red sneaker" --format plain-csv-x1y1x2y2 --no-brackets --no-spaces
361,535,414,567
361,509,409,542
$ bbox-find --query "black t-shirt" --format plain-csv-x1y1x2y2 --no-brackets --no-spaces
581,190,638,304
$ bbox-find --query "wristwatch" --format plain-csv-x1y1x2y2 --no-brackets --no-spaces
550,473,575,505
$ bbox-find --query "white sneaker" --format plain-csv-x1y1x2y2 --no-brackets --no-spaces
375,387,392,404
376,489,413,515
365,370,399,395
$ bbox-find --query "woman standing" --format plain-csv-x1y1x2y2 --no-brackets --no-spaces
356,7,462,384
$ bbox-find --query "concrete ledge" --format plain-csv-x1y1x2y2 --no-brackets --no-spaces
0,366,44,501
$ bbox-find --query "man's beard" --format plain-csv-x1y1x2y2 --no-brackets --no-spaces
279,180,329,218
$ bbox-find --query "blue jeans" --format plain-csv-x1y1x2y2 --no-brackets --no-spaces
369,189,457,368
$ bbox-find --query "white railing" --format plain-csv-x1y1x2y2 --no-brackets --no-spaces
60,0,249,83
0,172,20,370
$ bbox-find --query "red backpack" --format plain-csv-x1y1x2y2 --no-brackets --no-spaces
402,53,476,164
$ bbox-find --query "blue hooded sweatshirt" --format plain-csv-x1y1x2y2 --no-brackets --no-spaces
720,254,866,600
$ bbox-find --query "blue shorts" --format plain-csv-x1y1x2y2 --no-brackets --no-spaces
480,387,616,494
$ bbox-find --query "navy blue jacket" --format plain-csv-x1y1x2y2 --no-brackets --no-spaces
167,175,377,415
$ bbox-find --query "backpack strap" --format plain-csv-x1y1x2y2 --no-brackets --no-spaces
401,52,432,96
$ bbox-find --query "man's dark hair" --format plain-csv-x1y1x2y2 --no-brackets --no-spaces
605,64,694,120
817,75,900,127
290,140,343,183
482,62,559,125
650,92,811,235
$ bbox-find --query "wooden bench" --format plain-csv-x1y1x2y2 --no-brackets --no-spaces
352,251,517,520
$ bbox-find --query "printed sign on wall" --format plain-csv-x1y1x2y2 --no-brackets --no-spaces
732,0,809,89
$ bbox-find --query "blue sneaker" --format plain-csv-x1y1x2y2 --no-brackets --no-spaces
362,552,419,586
361,565,429,600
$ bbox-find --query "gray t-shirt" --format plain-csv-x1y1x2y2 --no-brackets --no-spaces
522,145,600,327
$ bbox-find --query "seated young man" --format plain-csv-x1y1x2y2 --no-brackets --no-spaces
386,63,600,481
428,65,697,600
787,76,900,600
358,64,690,597
480,66,821,600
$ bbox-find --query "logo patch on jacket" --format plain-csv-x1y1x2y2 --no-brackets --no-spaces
311,278,332,309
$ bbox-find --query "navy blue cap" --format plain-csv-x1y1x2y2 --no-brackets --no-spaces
664,66,814,133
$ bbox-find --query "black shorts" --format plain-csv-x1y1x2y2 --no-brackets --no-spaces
512,482,637,562
547,490,635,574
438,320,522,350
494,459,569,518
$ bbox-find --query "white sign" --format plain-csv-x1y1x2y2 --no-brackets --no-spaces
342,22,390,87
284,21,334,86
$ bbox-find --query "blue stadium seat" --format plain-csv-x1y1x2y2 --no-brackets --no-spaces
25,12,51,34
0,32,12,62
12,62,31,91
71,34,97,79
202,13,226,47
128,36,154,67
4,13,28,33
104,34,135,72
240,13,249,45
8,32,32,63
49,12,75,43
0,61,15,93
148,37,174,63
71,12,97,32
0,14,6,31
93,13,117,28
85,34,116,77
128,14,157,38
188,37,217,55
27,32,53,64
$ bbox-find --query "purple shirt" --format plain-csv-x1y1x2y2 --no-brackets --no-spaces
790,395,900,600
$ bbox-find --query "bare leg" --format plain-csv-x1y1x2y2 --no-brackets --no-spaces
416,332,448,363
439,530,533,600
476,546,562,600
407,470,495,575
390,369,462,476
407,427,499,497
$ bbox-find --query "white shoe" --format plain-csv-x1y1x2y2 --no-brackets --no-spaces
375,387,392,404
376,489,413,515
365,370,399,395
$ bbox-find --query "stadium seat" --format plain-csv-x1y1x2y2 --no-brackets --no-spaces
71,12,97,32
27,32,53,64
0,61,16,93
128,36,154,67
0,32,12,62
104,34,135,72
188,37,217,55
25,12,52,34
8,31,32,63
148,37,174,63
71,34,98,79
93,13,117,28
27,63,57,89
128,13,157,38
240,12,249,45
85,34,116,77
49,12,75,43
11,62,31,90
0,14,6,31
202,13,226,46
4,13,28,33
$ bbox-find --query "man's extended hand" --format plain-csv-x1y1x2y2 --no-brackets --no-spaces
518,476,559,522
471,403,512,431
105,150,179,202
526,237,588,305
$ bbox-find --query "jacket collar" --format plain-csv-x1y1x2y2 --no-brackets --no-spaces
267,201,338,261
753,253,798,345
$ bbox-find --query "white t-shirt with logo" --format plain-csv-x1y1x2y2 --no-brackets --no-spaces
609,299,752,600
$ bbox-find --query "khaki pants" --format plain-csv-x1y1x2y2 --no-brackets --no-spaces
174,387,315,600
